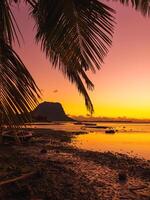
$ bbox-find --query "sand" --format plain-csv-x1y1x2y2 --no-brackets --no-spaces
0,128,150,200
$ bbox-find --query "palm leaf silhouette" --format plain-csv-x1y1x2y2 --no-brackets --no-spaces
32,0,115,113
0,0,40,128
0,39,40,127
119,0,150,16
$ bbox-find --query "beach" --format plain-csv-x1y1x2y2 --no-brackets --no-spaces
0,128,150,200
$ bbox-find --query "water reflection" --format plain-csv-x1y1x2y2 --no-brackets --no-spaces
73,131,150,160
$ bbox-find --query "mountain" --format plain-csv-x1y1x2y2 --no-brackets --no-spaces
31,102,74,121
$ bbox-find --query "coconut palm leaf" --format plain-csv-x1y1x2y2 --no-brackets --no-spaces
0,0,40,128
30,0,115,113
0,0,22,45
0,39,40,127
25,0,37,7
118,0,150,16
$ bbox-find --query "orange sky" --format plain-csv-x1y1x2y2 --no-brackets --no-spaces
13,1,150,118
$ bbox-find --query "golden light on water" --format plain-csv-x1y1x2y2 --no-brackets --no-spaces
73,131,150,160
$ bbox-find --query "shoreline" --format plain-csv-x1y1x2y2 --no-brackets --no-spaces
0,128,150,199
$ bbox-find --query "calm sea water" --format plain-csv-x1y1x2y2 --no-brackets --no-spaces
28,122,150,160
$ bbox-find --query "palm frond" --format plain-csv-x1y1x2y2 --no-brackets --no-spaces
0,0,22,45
66,68,94,114
31,0,115,113
0,39,40,127
25,0,37,8
118,0,150,16
62,59,94,113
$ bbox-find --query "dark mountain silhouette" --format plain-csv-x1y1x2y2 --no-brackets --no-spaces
31,102,74,121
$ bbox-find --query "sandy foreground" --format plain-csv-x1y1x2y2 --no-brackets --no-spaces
0,128,150,200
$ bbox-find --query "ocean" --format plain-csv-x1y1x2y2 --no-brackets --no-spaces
28,122,150,160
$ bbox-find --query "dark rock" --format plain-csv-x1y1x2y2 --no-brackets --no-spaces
31,101,74,122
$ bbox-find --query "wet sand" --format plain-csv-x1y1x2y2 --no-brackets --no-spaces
0,128,150,200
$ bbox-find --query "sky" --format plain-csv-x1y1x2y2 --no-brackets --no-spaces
13,1,150,119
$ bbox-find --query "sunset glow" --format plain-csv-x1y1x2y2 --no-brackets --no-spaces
14,1,150,118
